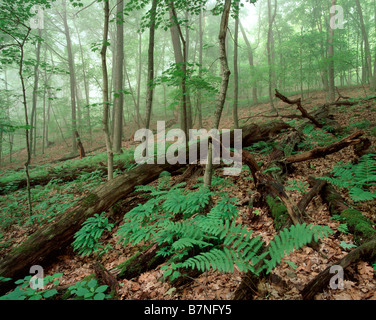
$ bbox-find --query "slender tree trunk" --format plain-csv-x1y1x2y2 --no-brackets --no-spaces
168,0,189,139
267,0,278,115
328,0,336,101
74,18,92,144
145,0,157,130
30,28,42,157
113,0,124,153
371,0,376,90
203,0,232,187
101,0,114,180
233,1,239,129
355,0,372,85
17,27,33,215
62,0,78,155
197,6,204,128
239,21,257,105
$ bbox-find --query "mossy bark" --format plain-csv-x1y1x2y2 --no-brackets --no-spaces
308,177,376,245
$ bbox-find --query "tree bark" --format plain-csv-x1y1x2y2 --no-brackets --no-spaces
355,0,373,85
62,0,78,155
112,0,124,153
100,0,114,180
239,21,257,105
144,0,157,130
203,0,232,187
233,2,240,129
30,29,42,157
267,0,278,114
328,0,336,102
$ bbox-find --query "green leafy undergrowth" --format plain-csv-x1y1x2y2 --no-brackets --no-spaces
0,273,63,300
319,154,376,202
116,172,333,282
67,279,111,300
297,124,340,151
72,213,114,257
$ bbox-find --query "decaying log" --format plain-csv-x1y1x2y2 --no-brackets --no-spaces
0,161,134,195
113,243,167,280
0,162,182,295
301,239,376,300
285,130,365,164
308,177,376,245
297,178,327,215
0,120,291,295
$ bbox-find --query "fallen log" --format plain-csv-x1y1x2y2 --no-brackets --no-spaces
0,162,181,295
308,177,376,245
0,120,291,295
0,161,134,195
300,177,376,299
285,130,365,164
301,239,376,300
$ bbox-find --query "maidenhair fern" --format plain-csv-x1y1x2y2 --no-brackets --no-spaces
319,154,376,201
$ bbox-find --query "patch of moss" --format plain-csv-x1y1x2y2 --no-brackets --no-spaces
341,209,376,245
82,193,99,208
266,195,289,230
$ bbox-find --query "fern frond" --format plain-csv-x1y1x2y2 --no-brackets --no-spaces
264,223,332,273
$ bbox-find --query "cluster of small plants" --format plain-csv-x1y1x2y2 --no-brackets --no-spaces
0,273,62,300
72,212,114,257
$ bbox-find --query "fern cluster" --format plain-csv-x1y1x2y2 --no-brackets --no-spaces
298,124,339,150
319,154,376,201
116,172,333,281
72,213,114,257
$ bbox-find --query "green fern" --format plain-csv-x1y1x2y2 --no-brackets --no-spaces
116,176,333,282
285,179,309,195
72,213,114,257
319,154,376,202
263,223,333,273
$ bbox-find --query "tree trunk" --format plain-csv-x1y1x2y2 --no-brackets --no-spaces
30,28,42,158
112,0,124,153
328,0,336,102
197,6,204,128
233,2,239,129
144,0,157,130
239,21,257,105
267,0,278,114
62,0,78,155
74,18,92,145
355,0,372,85
100,0,114,181
203,0,232,187
168,0,190,137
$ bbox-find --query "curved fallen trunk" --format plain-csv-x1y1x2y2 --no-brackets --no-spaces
301,239,376,300
0,162,180,295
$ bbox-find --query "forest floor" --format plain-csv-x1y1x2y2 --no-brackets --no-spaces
1,85,376,300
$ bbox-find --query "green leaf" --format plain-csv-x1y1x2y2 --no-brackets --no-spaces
94,292,106,300
95,285,108,293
